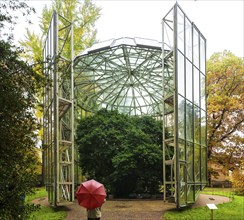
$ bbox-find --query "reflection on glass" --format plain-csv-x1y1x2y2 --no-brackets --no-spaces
200,73,206,110
185,18,192,61
194,144,201,182
179,139,185,160
178,95,185,139
186,60,193,102
186,101,193,142
187,185,195,203
193,28,199,68
194,106,201,144
201,147,207,182
177,9,184,53
195,185,201,197
165,112,174,138
186,142,194,181
179,163,186,206
163,4,207,207
201,110,206,146
194,67,200,106
178,52,185,96
200,36,206,73
180,186,186,206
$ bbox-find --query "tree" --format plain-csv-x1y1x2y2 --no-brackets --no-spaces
0,1,42,219
0,0,35,41
0,40,42,219
76,109,163,197
207,51,244,177
20,0,101,63
231,160,244,195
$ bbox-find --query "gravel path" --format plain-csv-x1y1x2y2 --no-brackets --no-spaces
32,194,231,220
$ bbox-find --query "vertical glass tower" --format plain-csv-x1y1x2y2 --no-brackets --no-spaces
162,3,207,208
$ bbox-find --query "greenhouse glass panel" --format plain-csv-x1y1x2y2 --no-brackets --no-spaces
179,139,185,160
200,72,206,110
201,110,207,146
177,51,185,96
186,142,194,182
200,36,206,73
162,3,206,208
186,101,193,142
74,38,163,116
194,67,200,106
194,144,201,182
177,8,185,53
194,106,201,144
195,185,201,197
187,185,195,203
178,95,185,140
37,2,208,209
185,18,192,61
185,59,193,101
201,147,207,182
193,28,199,68
179,163,187,206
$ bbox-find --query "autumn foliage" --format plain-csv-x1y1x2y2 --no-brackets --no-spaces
231,162,244,195
207,51,244,177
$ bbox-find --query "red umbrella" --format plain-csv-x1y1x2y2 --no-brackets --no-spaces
76,179,106,209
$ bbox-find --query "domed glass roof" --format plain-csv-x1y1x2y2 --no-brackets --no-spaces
74,37,164,116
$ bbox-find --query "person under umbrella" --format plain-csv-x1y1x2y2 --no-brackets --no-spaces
87,199,106,220
76,179,107,220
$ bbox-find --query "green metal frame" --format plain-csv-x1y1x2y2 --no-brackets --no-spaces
74,37,163,117
42,3,207,208
42,11,74,206
162,3,207,208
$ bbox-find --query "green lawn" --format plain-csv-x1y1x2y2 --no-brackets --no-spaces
26,187,48,203
27,187,244,220
26,187,67,220
164,188,244,220
29,206,67,220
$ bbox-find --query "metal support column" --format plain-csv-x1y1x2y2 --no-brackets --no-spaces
43,11,74,206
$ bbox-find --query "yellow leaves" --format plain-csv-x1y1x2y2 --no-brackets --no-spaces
35,107,42,119
231,167,244,195
19,29,42,63
207,51,244,171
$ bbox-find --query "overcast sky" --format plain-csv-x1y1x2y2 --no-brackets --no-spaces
18,0,244,59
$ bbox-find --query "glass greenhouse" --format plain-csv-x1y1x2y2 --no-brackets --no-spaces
74,37,163,116
162,4,207,208
42,3,207,208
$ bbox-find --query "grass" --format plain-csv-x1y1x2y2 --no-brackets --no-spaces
26,187,67,220
201,187,235,198
26,187,48,203
164,188,244,220
27,187,244,220
29,206,67,220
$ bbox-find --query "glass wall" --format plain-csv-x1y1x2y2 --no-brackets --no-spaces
163,3,207,208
